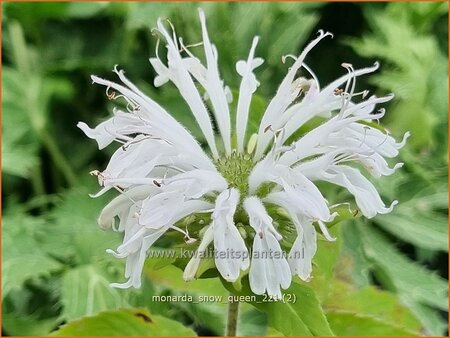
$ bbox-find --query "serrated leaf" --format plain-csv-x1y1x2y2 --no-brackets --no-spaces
360,225,448,310
2,208,61,297
51,308,196,336
376,212,448,251
42,185,121,263
61,265,129,321
374,190,448,251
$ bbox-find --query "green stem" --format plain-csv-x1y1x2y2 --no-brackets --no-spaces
40,129,77,186
226,297,239,336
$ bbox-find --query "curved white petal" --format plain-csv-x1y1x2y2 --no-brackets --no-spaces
245,196,291,299
236,37,262,152
183,225,214,281
212,189,249,281
154,19,219,158
322,165,398,218
198,9,232,155
255,30,333,159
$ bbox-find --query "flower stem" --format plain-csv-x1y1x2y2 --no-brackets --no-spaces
226,296,239,336
40,129,78,186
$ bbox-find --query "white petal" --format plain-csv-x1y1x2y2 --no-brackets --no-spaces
322,165,397,218
183,225,214,281
236,36,262,152
249,236,267,295
255,30,333,159
156,19,219,158
198,9,232,155
212,189,249,281
164,169,228,198
97,186,157,229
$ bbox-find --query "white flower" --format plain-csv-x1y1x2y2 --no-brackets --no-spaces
79,9,408,298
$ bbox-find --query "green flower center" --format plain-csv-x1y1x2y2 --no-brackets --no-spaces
215,152,255,196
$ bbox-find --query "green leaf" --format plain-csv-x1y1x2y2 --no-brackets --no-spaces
374,191,448,251
223,276,333,336
2,67,40,178
2,313,59,336
400,295,448,336
326,312,419,336
309,226,342,299
2,208,61,297
61,265,129,321
340,222,372,287
376,212,448,251
43,184,121,263
359,225,448,311
263,281,334,336
51,308,196,336
323,281,422,334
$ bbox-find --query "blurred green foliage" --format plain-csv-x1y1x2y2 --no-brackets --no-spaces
2,2,448,336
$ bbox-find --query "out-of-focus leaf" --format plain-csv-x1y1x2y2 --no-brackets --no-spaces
348,5,448,150
146,263,227,335
326,312,419,336
2,208,61,297
359,225,448,311
125,2,174,30
2,313,59,336
308,226,342,300
51,308,197,336
61,265,129,321
65,2,109,18
2,67,40,178
42,184,121,263
323,280,422,335
400,295,448,336
376,211,448,251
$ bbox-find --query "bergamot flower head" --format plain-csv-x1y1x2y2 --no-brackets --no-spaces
78,9,409,299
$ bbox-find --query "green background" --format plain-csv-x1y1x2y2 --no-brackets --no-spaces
2,2,448,336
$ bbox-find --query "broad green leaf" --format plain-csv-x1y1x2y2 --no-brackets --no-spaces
340,222,372,287
400,295,448,336
51,308,196,336
375,191,448,251
223,277,333,336
376,212,448,251
146,262,267,336
145,263,228,335
360,225,448,311
263,281,333,336
326,312,419,336
323,281,422,334
2,208,61,297
61,265,129,321
309,226,342,300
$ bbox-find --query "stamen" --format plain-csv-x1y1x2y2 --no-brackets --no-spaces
338,63,356,119
178,37,203,54
164,18,179,49
106,86,116,100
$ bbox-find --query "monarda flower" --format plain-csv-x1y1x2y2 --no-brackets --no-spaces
78,9,408,299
